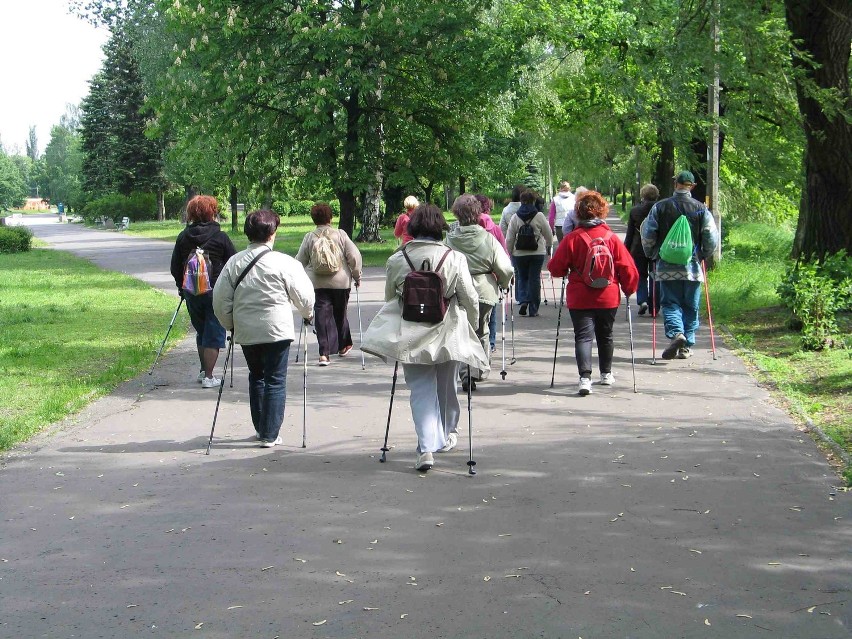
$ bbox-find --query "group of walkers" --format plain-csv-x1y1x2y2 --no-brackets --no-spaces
168,169,718,468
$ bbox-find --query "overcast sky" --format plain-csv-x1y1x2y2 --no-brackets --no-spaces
0,0,108,155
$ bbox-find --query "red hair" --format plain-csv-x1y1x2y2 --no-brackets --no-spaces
575,191,609,221
187,195,219,223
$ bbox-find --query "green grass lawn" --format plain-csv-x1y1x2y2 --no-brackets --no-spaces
0,249,186,450
707,222,851,483
122,216,400,267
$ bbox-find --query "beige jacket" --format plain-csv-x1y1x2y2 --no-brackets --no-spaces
361,239,489,370
295,225,363,289
445,224,514,305
213,242,315,345
505,211,553,257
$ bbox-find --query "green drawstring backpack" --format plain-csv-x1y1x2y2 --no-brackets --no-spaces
659,215,694,264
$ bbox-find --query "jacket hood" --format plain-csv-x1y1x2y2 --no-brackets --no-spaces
184,221,222,247
447,224,488,252
517,203,538,222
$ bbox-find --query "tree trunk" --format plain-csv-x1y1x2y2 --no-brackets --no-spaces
653,133,675,198
156,188,165,221
785,0,852,259
357,177,383,243
459,175,466,195
690,135,708,204
180,185,198,222
262,177,273,209
383,184,404,226
230,184,238,234
337,189,357,237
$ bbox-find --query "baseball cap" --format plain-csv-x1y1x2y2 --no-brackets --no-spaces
674,170,695,185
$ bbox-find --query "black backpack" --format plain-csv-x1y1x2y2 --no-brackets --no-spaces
401,245,452,323
514,218,538,251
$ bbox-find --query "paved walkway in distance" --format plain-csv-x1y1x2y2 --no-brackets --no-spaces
2,217,849,638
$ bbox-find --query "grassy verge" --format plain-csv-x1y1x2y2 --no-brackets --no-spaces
121,216,400,267
0,249,186,450
708,222,851,483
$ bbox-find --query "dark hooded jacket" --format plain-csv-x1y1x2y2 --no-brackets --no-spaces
170,221,237,291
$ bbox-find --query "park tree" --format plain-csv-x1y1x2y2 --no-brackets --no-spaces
784,0,852,259
44,106,86,211
25,126,39,162
0,151,27,210
80,23,165,201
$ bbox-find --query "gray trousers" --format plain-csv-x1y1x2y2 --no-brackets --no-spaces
460,302,493,383
402,361,461,454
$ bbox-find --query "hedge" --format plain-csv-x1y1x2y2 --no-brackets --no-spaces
0,226,33,253
81,191,185,223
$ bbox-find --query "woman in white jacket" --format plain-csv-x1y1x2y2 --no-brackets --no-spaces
362,204,488,472
213,210,315,448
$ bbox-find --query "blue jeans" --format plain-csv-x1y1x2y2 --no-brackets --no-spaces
514,254,546,316
660,281,702,347
240,340,292,441
488,301,498,349
184,292,227,349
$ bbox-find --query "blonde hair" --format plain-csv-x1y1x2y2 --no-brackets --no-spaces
403,195,420,211
558,181,571,191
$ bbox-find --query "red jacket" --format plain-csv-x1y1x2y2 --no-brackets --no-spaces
548,223,638,309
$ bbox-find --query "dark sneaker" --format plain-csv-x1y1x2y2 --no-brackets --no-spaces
461,378,476,392
662,334,687,360
519,303,528,316
638,302,648,316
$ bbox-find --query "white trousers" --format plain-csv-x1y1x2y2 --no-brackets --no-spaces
402,361,461,454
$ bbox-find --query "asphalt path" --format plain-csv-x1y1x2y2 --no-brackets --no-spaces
2,216,849,638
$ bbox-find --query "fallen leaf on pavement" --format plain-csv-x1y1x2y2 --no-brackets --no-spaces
312,620,327,626
194,623,203,629
338,600,353,605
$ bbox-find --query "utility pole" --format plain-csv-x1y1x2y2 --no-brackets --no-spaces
708,0,722,264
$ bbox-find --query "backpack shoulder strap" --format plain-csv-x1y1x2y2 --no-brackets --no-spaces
234,247,271,289
401,244,416,272
434,248,452,272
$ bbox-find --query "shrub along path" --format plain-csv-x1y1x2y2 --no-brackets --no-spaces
2,217,850,637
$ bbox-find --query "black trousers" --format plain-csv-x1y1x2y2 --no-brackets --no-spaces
314,288,353,356
568,308,617,378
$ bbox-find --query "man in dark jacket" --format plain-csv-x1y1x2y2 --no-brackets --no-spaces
623,183,659,315
640,171,718,360
170,195,237,386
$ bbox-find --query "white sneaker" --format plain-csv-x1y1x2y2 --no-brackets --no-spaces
197,370,205,382
260,435,282,448
600,372,615,386
201,376,222,388
676,347,693,359
415,451,434,471
438,433,458,453
578,377,592,396
255,430,261,440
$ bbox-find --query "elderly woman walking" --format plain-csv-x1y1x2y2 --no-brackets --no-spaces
213,210,315,447
362,204,488,472
296,202,363,366
505,189,553,317
548,191,638,396
446,194,514,391
170,194,236,387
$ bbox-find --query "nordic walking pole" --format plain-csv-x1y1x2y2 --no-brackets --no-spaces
466,364,476,475
355,284,366,370
541,271,548,305
500,289,507,380
206,335,233,455
295,318,303,363
549,277,566,388
626,296,637,393
651,262,658,365
509,283,516,365
149,297,184,374
228,332,234,388
302,320,308,448
701,260,718,360
379,361,399,462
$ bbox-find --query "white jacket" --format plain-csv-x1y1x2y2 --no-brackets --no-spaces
213,242,315,345
361,239,489,370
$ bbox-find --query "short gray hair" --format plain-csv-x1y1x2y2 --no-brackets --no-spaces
640,184,659,201
451,194,482,226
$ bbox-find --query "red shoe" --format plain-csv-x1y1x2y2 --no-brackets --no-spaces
338,344,353,357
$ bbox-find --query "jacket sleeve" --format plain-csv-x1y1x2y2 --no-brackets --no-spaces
698,210,719,260
623,209,636,252
499,208,511,237
547,235,571,278
341,231,363,283
170,238,184,289
295,233,311,266
562,212,576,236
393,214,408,239
613,236,639,296
211,261,235,332
505,217,517,256
490,236,514,289
548,201,556,229
538,214,554,251
640,204,660,259
285,259,316,320
451,253,480,329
